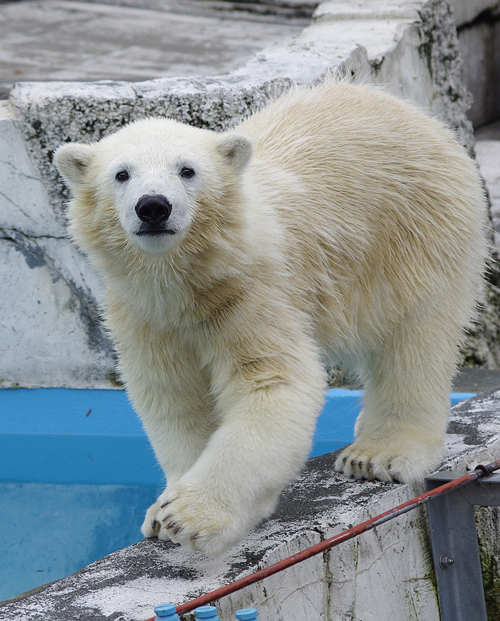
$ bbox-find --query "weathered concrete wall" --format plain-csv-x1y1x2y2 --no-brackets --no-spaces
476,140,500,247
0,101,116,388
2,0,498,387
2,390,500,620
453,0,500,128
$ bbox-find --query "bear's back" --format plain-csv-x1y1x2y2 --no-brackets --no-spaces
236,82,486,342
237,82,480,227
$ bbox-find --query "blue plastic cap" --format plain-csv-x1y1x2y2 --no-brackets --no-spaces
195,605,220,619
154,603,180,620
235,609,258,620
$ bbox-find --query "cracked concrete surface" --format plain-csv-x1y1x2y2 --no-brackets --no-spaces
0,230,115,387
0,102,116,388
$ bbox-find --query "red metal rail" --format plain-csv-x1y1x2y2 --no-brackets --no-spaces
145,459,500,619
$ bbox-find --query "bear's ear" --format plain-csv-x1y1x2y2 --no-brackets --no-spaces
215,132,253,173
54,143,95,190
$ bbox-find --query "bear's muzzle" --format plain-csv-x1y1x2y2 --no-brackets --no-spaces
135,194,174,235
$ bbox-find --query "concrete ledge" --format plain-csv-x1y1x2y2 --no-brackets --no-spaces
2,389,500,620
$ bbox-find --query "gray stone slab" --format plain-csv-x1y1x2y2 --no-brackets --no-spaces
67,0,319,20
476,119,500,141
0,0,305,92
452,367,500,393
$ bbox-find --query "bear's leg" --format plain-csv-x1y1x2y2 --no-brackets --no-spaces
154,338,326,556
133,370,217,539
140,399,216,538
334,298,460,483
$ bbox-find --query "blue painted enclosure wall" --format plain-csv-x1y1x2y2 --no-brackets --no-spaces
0,388,475,486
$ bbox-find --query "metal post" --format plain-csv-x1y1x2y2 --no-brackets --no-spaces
425,472,500,621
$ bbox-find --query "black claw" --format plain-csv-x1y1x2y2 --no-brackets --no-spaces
160,500,170,508
161,513,173,523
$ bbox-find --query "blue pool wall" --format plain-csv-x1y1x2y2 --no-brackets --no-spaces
0,387,476,487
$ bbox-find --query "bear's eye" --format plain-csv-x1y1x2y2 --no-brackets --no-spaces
115,170,130,182
179,166,195,179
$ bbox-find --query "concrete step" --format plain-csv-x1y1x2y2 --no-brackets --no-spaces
0,0,307,97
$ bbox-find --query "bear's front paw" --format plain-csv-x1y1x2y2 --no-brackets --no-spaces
140,501,162,538
334,435,442,484
155,481,253,557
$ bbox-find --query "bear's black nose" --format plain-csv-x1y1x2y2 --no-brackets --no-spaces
135,195,172,227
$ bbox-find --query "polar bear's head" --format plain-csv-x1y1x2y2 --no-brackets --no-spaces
55,118,253,256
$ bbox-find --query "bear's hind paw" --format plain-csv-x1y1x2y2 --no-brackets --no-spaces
334,439,441,484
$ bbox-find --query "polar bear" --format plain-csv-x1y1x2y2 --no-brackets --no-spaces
55,82,487,557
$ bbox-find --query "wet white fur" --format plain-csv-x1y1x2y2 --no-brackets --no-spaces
55,82,487,556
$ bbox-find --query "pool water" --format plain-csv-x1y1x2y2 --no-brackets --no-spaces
0,388,474,601
0,482,161,600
